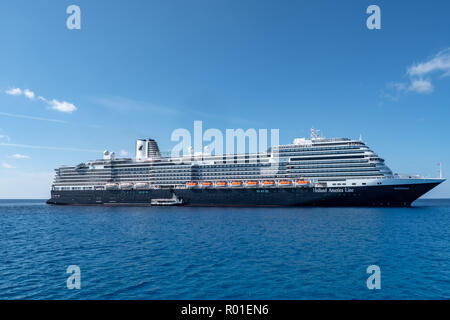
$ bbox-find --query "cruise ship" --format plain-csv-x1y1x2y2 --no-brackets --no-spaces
47,130,444,207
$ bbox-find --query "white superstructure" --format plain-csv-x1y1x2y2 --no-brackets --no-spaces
51,129,443,191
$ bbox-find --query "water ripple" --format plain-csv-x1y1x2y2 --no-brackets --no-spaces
0,199,449,299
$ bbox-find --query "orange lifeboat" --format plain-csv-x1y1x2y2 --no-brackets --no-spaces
216,181,227,187
201,182,212,187
231,181,243,187
262,181,275,186
186,182,198,187
246,181,258,187
296,180,309,186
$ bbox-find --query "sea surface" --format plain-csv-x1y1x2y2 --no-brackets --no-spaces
0,199,449,300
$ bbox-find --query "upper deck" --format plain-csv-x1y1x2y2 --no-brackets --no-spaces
52,132,396,191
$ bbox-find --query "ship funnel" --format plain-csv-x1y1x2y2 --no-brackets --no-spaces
136,139,147,160
146,139,161,159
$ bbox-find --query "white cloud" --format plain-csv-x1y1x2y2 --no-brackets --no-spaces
47,99,77,113
2,162,15,169
387,82,407,92
30,95,77,113
23,89,35,100
12,153,31,159
407,48,450,77
384,48,450,99
119,150,129,157
5,88,22,96
4,87,77,113
0,134,11,142
408,78,433,94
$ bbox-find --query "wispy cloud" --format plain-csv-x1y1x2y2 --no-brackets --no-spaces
5,88,22,96
387,78,434,95
408,78,433,94
11,153,31,159
383,48,450,99
0,142,102,153
407,48,450,77
93,96,180,115
4,87,77,113
191,110,263,126
6,87,35,99
41,98,77,113
2,162,15,169
0,128,100,154
23,89,35,100
0,134,11,142
0,111,67,123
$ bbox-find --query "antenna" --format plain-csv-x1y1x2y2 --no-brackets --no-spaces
359,134,362,141
438,162,443,179
310,127,321,140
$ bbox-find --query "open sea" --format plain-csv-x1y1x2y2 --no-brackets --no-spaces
0,199,449,300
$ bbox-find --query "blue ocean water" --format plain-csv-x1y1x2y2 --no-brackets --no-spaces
0,199,449,300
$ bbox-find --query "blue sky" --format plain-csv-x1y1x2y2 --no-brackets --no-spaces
0,0,449,198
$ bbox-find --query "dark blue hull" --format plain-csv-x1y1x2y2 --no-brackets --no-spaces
47,182,440,207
